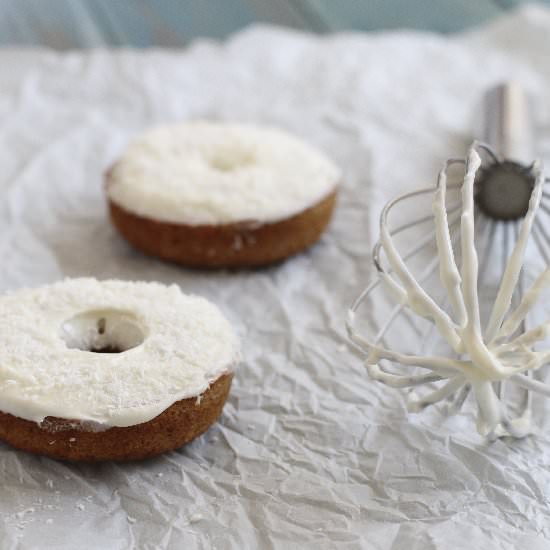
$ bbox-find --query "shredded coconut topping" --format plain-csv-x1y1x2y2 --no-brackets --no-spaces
107,121,340,225
0,278,240,428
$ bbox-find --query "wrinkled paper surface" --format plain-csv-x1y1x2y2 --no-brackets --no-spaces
2,7,550,549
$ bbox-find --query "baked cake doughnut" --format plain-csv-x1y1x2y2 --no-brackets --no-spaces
0,278,240,461
106,122,340,267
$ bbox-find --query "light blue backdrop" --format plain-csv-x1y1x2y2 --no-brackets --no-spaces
0,0,543,48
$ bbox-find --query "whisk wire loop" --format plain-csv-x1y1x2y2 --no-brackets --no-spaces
347,142,550,438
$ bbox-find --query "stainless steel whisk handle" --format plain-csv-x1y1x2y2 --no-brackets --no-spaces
483,82,535,166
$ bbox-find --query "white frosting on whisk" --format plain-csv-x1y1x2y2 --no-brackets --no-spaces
348,143,549,438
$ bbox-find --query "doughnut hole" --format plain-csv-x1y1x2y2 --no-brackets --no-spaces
207,147,256,172
60,310,146,353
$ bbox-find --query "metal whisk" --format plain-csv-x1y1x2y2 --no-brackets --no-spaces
347,83,550,439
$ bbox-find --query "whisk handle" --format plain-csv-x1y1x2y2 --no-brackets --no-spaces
482,82,535,166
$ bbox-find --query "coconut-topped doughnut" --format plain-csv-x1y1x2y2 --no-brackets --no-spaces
0,278,240,461
106,121,340,267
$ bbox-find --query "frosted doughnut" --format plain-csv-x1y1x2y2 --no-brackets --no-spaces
0,278,240,461
106,121,340,267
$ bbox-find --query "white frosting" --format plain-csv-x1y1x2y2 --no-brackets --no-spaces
348,143,548,438
107,121,340,225
0,278,240,428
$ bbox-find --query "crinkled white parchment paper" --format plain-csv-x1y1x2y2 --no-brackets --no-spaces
2,7,550,549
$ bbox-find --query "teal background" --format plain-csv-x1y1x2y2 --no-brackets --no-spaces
0,0,545,48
